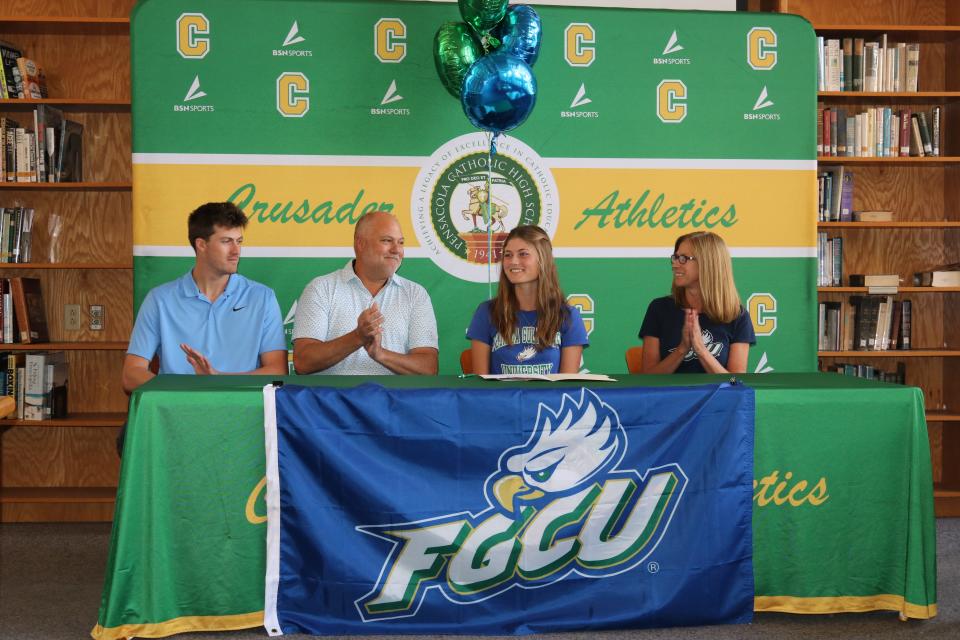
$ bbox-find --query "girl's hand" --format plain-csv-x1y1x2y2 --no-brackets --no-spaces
679,309,694,352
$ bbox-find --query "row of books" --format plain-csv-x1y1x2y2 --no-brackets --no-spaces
817,36,919,92
817,106,941,157
818,296,911,352
0,351,67,421
1,110,84,183
816,233,843,286
817,167,853,222
0,40,47,99
822,361,906,385
0,207,35,263
0,278,49,345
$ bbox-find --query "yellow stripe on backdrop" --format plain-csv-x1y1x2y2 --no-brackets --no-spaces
133,164,814,250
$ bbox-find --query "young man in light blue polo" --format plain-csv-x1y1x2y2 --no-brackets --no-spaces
121,202,288,393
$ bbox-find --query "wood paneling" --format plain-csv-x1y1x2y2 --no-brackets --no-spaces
3,1,136,18
1,427,120,486
786,0,947,24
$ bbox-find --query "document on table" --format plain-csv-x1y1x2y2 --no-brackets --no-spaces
478,373,618,382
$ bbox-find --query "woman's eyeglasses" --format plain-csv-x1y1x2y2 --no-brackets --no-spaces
670,254,696,265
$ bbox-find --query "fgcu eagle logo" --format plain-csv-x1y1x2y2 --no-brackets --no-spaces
355,389,687,621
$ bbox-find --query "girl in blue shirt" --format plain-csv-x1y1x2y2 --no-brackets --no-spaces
638,231,755,374
467,225,589,375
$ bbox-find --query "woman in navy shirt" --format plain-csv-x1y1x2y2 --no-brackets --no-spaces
638,231,755,373
467,225,589,375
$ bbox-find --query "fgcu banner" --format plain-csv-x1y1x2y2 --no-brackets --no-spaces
263,382,755,634
131,0,817,374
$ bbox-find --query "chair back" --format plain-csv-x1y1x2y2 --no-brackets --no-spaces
625,346,644,374
459,349,474,375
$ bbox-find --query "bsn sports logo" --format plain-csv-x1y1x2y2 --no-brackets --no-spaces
744,85,781,120
561,83,598,119
653,30,690,65
174,75,214,112
273,20,312,56
411,133,558,282
371,80,410,116
355,389,687,621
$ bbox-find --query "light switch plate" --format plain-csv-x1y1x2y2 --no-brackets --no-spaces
64,304,81,331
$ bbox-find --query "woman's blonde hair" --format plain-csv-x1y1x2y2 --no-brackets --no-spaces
491,225,567,349
671,231,741,323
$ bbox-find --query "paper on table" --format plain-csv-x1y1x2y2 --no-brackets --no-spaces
479,373,617,382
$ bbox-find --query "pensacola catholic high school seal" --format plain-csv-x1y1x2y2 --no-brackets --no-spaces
411,133,559,283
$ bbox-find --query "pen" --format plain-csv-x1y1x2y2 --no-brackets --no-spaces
458,373,476,378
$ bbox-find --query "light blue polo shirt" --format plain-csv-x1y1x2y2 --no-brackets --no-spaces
128,271,287,374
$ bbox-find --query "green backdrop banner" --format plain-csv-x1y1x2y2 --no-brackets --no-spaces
92,374,937,639
131,0,817,373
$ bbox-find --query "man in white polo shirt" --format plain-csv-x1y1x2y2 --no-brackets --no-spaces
122,202,288,392
292,210,438,375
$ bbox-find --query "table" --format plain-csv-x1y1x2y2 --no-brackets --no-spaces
92,374,937,640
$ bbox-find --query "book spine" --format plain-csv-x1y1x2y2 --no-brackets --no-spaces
817,105,823,155
917,111,933,155
900,300,912,350
931,107,940,157
852,38,864,92
831,236,843,286
23,352,45,420
817,37,825,91
899,109,911,156
842,38,852,92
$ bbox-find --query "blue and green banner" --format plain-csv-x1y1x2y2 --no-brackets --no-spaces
263,382,755,634
131,0,818,373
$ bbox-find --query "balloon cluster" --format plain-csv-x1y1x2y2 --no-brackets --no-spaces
434,1,541,135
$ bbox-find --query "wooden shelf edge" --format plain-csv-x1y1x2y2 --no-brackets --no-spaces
934,491,960,518
813,24,960,32
0,412,125,427
0,263,132,269
0,487,116,504
926,412,960,422
0,98,130,111
818,157,960,163
818,287,960,293
819,91,960,98
0,182,131,191
0,342,127,351
818,350,960,357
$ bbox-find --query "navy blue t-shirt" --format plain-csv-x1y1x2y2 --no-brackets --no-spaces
638,296,756,373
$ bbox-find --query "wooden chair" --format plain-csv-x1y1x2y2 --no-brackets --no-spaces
625,346,644,374
459,349,474,375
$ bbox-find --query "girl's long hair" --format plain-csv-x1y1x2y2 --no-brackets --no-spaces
671,231,741,323
491,225,567,349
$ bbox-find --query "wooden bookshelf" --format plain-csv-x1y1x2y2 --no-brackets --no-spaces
761,0,960,516
0,1,134,522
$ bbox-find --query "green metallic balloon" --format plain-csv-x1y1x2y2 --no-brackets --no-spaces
434,22,483,99
458,0,509,34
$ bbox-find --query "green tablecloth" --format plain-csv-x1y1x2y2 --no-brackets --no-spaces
92,373,937,639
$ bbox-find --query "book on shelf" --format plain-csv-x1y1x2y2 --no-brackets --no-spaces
58,120,84,183
0,207,36,264
38,106,64,183
9,277,49,344
848,274,900,287
0,40,23,99
2,349,70,421
852,210,893,222
823,360,905,385
913,263,960,287
15,57,46,99
817,107,940,157
916,112,933,156
818,35,920,93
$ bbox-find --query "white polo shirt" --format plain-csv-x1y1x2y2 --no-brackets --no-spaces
292,261,438,375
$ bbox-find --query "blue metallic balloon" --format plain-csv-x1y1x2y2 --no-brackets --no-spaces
461,52,537,134
492,5,541,65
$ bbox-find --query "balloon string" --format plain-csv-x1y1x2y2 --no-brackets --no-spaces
486,133,495,300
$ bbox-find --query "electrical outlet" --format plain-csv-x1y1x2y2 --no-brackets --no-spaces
64,304,81,331
89,305,104,331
